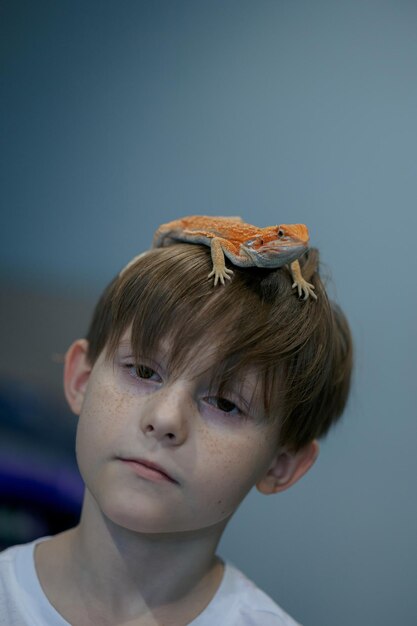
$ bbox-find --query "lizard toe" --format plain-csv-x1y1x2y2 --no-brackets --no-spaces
208,267,233,287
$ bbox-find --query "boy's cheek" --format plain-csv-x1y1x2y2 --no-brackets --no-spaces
80,375,132,425
195,462,256,510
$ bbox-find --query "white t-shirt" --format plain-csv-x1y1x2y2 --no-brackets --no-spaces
0,538,301,625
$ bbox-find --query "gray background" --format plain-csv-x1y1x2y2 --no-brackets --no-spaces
1,1,416,625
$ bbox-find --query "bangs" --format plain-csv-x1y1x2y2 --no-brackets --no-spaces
111,245,249,376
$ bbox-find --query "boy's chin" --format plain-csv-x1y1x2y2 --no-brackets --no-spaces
105,510,230,537
99,498,232,537
85,482,234,536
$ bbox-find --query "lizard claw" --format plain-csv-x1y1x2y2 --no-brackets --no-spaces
208,267,234,286
292,279,317,301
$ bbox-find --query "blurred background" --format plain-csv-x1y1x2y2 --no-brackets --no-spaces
1,1,416,625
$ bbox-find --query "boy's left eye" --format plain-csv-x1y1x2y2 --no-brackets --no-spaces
136,365,157,379
204,396,241,415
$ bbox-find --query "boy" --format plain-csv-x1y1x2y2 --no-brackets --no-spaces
0,240,352,625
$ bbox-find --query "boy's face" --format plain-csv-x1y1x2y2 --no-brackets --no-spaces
66,329,308,536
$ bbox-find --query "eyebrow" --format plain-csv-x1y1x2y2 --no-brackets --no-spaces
118,339,132,348
116,338,167,363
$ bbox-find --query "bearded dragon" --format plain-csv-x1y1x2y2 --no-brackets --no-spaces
151,215,316,300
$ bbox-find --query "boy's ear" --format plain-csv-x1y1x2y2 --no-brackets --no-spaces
63,339,92,416
256,440,319,495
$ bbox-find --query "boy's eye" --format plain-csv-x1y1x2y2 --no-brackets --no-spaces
136,365,157,379
124,363,162,383
216,398,237,413
205,396,240,415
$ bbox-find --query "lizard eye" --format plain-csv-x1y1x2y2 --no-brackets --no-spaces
278,228,284,238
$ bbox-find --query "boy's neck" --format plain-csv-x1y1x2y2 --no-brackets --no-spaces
76,490,226,597
36,490,228,625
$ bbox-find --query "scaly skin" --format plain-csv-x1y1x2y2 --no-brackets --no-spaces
152,215,316,300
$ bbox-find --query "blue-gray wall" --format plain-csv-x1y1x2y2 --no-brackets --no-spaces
1,2,416,625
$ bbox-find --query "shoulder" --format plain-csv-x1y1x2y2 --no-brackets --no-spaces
0,541,34,623
193,561,302,626
0,537,68,626
226,563,302,626
0,541,27,584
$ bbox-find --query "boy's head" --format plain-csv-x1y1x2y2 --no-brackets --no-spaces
85,243,352,453
63,243,352,533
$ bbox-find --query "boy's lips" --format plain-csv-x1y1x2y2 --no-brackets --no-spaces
118,457,179,484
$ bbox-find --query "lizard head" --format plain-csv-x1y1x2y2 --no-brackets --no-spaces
241,224,310,268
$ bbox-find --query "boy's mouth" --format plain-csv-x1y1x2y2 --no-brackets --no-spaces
118,457,179,484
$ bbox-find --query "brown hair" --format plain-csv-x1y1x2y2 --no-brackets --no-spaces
86,244,352,452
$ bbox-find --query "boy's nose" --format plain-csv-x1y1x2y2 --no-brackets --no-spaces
140,384,191,446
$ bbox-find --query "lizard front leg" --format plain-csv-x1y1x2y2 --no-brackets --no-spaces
208,238,234,286
290,260,317,300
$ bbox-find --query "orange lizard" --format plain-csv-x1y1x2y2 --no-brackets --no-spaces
151,215,316,300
